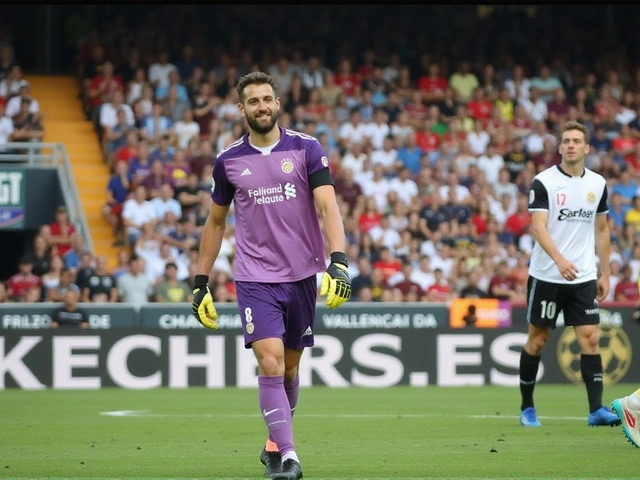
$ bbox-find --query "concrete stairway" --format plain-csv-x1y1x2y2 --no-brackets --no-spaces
28,75,119,268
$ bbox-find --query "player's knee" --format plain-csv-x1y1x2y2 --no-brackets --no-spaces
527,334,548,354
258,354,284,376
578,328,600,353
284,365,298,382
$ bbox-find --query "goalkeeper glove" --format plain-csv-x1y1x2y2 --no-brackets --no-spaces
192,275,219,329
320,252,352,309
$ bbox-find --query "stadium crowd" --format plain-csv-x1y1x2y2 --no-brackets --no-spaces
2,6,640,306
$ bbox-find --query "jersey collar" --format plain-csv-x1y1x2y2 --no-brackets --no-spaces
556,164,585,178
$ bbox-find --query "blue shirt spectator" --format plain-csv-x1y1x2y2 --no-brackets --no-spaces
397,144,423,175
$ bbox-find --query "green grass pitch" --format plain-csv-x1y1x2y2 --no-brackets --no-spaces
1,385,638,479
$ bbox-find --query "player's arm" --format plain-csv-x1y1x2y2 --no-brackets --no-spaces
311,166,351,308
197,200,230,276
595,186,610,301
528,178,578,279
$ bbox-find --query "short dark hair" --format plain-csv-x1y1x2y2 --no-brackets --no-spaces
561,121,590,144
236,72,278,103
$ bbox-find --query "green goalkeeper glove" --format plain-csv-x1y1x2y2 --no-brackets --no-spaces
320,252,352,309
192,275,219,329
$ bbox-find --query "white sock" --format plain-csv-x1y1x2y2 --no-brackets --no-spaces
282,451,300,464
627,388,640,410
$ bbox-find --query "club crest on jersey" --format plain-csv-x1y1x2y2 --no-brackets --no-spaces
587,191,596,203
246,323,254,334
321,156,329,167
281,158,294,174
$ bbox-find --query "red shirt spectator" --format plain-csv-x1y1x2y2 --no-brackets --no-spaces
488,261,519,300
46,206,78,257
614,278,639,302
89,61,123,108
467,88,493,121
418,63,448,103
334,59,360,97
426,269,451,302
7,257,41,301
415,129,440,153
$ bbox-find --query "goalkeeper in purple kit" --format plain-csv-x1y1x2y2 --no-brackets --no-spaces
192,72,351,479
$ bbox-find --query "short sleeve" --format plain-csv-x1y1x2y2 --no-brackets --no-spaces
211,157,235,206
528,178,548,211
597,183,609,214
305,138,330,176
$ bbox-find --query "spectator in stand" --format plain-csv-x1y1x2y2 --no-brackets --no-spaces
47,267,79,302
88,61,123,122
44,206,78,257
174,171,206,217
103,160,131,246
148,50,177,89
155,70,188,102
154,262,192,303
25,234,51,277
39,254,65,300
164,148,191,188
0,64,27,100
103,109,136,165
142,101,174,144
122,184,157,245
117,254,153,303
425,267,453,302
614,264,640,303
612,168,637,206
151,183,182,221
173,108,200,150
418,62,447,104
192,81,218,139
334,58,361,101
488,259,524,301
148,136,176,166
624,196,640,234
7,256,41,301
519,87,548,124
449,61,479,105
50,285,88,328
99,90,134,131
5,83,39,118
547,88,571,128
372,246,402,282
125,67,147,106
162,84,191,123
529,65,563,103
504,64,531,102
0,44,15,82
82,254,117,303
467,86,493,122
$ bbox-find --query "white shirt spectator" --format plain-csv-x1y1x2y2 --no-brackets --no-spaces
410,269,435,292
0,116,14,146
389,177,419,205
616,107,637,126
429,255,455,279
339,122,370,146
452,153,477,178
369,225,402,254
360,177,391,212
366,122,391,150
370,148,397,170
467,130,490,156
489,200,515,225
126,81,145,105
504,78,531,101
5,97,39,118
151,196,182,220
0,79,27,99
518,233,535,256
476,153,504,184
437,184,471,203
519,97,548,123
525,132,556,155
342,150,368,175
391,124,414,143
122,198,156,235
492,181,519,207
99,102,135,129
174,120,200,149
148,63,177,89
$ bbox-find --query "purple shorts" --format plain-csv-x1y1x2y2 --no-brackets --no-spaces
235,275,318,350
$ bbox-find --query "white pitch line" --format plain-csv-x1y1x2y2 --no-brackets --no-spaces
99,410,585,421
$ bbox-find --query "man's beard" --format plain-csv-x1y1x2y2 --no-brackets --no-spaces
246,109,279,135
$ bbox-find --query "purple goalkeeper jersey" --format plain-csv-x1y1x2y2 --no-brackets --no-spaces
211,127,330,282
